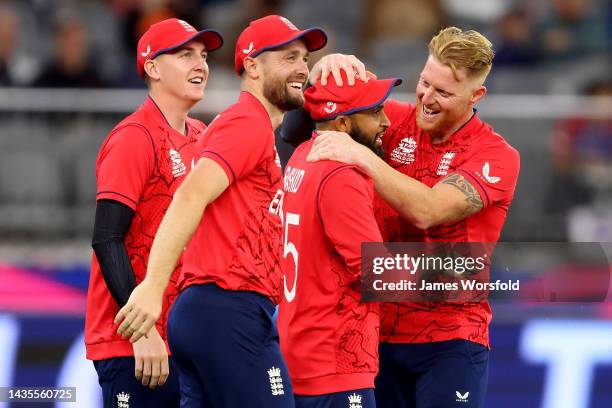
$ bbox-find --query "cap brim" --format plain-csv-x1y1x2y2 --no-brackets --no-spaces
295,27,327,52
152,29,224,59
330,78,402,119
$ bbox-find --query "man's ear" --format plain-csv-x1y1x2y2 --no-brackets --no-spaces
470,85,487,105
334,116,352,134
144,59,160,81
243,56,260,80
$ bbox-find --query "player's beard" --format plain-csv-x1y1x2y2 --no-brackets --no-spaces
351,123,386,159
263,73,305,112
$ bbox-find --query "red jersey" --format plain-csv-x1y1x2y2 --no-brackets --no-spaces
179,92,284,304
277,135,382,395
377,100,520,347
85,96,204,360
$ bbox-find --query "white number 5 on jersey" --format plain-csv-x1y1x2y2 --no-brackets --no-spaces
283,212,300,302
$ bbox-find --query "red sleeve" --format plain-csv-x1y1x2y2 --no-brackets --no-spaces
454,142,520,208
199,114,270,184
96,125,154,210
318,167,383,272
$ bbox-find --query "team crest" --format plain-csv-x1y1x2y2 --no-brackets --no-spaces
436,152,455,176
348,393,363,408
268,366,285,396
116,392,130,408
177,19,196,32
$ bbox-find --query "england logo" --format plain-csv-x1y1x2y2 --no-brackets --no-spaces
268,366,285,396
324,101,337,114
279,17,299,31
436,152,456,176
116,392,130,408
177,19,196,32
348,393,363,408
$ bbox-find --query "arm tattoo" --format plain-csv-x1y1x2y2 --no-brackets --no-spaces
440,173,483,216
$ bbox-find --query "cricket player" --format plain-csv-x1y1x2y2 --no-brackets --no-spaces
286,27,521,408
278,70,401,408
113,15,330,407
85,18,223,408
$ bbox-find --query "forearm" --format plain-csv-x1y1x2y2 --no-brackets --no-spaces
92,200,137,307
359,150,441,229
93,239,136,306
145,186,208,292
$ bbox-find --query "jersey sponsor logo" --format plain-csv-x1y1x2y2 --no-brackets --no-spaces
169,149,187,177
116,392,130,408
390,137,417,165
324,101,337,114
242,41,254,54
481,162,501,184
268,366,285,395
140,45,151,58
177,19,196,32
279,17,299,31
436,151,455,176
455,391,469,403
283,166,305,193
348,393,363,408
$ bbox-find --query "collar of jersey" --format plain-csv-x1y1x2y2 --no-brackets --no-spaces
143,95,191,137
427,108,481,152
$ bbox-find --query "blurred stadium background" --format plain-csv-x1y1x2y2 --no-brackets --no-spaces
0,0,610,407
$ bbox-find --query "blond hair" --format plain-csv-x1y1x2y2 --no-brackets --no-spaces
428,27,494,83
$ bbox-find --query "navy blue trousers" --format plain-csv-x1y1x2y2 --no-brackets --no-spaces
375,340,489,408
295,388,376,408
94,356,180,408
168,283,294,407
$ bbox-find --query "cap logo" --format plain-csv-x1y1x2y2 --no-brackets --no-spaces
242,41,255,54
140,45,151,58
279,17,299,31
177,19,196,32
323,102,337,114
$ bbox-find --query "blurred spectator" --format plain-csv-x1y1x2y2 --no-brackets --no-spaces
358,0,448,58
0,6,18,86
114,0,179,58
110,0,186,87
494,7,541,67
548,79,612,240
538,0,609,62
33,14,106,88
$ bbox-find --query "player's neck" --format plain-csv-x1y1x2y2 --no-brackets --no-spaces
240,82,284,130
148,91,192,135
430,109,474,144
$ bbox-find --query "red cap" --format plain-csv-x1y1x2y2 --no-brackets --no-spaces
234,15,327,75
304,71,402,121
136,18,223,78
